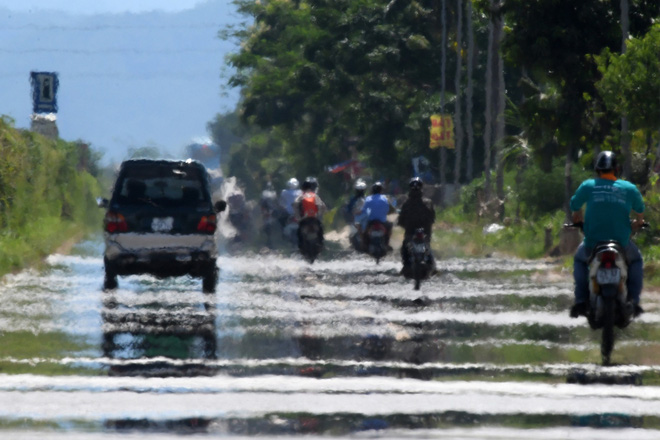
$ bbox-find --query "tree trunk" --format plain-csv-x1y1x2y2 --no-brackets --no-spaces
559,143,580,254
454,0,464,187
439,0,448,206
656,128,660,168
482,5,494,202
564,145,573,220
494,6,505,220
621,0,632,180
645,130,653,183
465,0,475,181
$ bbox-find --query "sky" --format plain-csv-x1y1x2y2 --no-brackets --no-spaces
0,0,206,15
0,0,243,165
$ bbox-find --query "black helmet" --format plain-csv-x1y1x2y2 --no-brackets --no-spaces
594,151,617,172
371,181,384,194
303,176,318,192
409,177,423,191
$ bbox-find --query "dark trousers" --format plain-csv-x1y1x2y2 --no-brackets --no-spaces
573,241,643,305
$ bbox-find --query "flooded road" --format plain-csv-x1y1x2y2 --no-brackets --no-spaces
2,236,660,438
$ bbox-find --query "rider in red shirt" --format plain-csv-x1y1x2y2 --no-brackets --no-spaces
293,177,327,245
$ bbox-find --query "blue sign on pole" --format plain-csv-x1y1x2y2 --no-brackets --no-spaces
30,71,59,114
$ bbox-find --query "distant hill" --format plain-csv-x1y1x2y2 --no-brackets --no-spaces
0,0,243,164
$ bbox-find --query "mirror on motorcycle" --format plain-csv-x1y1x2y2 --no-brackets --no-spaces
563,221,584,231
97,197,109,209
214,200,227,213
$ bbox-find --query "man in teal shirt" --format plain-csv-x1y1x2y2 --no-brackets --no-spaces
569,151,645,318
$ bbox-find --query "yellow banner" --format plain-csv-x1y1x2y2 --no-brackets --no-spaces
429,114,455,149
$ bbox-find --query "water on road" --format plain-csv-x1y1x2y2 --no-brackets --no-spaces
2,237,660,438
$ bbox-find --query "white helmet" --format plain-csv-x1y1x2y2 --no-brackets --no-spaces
287,177,299,190
354,179,367,191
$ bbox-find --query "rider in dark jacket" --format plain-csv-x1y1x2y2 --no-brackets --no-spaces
397,177,436,274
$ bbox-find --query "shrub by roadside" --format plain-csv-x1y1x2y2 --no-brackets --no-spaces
0,116,103,276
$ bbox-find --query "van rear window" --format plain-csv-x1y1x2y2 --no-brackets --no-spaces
114,164,210,206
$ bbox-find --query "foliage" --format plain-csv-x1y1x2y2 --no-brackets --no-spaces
517,159,592,217
0,117,103,276
435,202,567,259
595,24,660,137
209,110,291,199
219,0,493,199
214,0,660,222
126,145,170,160
502,0,618,161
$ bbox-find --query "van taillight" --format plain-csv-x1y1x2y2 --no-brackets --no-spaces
105,212,128,233
599,251,617,268
197,215,217,233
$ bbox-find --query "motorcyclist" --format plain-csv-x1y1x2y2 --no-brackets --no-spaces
260,182,279,243
359,181,394,249
260,182,278,213
293,177,327,246
346,179,367,250
569,150,645,318
227,192,251,241
279,177,302,222
345,179,367,224
397,177,436,274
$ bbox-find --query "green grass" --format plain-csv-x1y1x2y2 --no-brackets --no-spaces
0,116,103,277
0,330,94,358
433,204,567,260
0,330,100,376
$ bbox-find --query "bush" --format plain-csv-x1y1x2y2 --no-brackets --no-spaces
517,159,592,218
0,117,103,275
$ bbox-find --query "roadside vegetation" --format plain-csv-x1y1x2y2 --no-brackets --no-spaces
208,1,660,280
0,116,103,277
428,163,660,287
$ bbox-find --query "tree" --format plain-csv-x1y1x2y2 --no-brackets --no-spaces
596,24,660,169
501,0,623,216
223,0,488,198
126,145,167,160
479,0,505,219
464,0,476,181
453,0,464,186
620,0,631,179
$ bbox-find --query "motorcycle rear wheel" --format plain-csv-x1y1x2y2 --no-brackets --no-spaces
601,293,616,366
413,263,424,290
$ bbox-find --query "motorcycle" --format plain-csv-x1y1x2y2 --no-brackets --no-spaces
298,218,323,263
567,221,648,365
260,194,280,248
349,224,363,252
227,193,252,242
364,220,390,264
282,215,299,246
261,206,278,248
405,228,433,290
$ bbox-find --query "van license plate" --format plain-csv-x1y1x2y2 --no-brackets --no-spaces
596,268,620,284
152,217,173,232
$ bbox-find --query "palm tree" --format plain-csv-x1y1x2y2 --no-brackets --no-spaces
482,0,505,219
453,0,464,187
465,0,475,181
440,0,448,205
620,0,631,180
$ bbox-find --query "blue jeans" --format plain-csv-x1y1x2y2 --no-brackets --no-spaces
573,241,643,305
